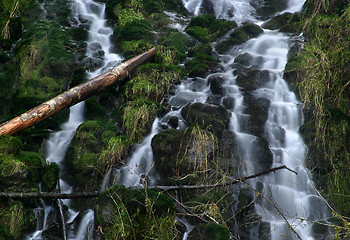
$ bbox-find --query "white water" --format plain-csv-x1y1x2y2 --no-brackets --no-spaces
118,119,160,187
179,0,330,239
27,0,122,238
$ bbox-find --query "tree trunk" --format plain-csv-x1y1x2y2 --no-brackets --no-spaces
0,47,156,136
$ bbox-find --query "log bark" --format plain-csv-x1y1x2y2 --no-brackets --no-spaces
0,165,294,199
0,47,156,136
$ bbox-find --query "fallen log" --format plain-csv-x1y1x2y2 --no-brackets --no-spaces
0,165,294,199
0,47,157,136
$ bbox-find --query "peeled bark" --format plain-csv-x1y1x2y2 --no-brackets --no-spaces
0,47,156,136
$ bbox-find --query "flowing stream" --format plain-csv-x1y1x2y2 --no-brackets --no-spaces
27,0,122,238
27,0,331,239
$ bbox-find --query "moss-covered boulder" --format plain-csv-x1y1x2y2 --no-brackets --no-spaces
236,69,271,91
185,52,218,77
262,12,302,33
65,120,119,191
188,222,230,240
95,185,176,239
186,14,237,43
256,0,289,19
181,102,231,136
0,135,45,192
216,23,263,53
151,127,217,182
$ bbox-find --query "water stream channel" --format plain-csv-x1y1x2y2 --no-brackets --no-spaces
28,0,331,239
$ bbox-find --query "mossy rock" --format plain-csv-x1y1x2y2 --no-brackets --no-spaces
95,185,176,239
186,14,236,43
0,135,22,155
216,23,263,53
152,127,218,182
187,43,212,57
65,120,118,190
181,102,231,136
162,30,196,61
188,222,230,240
41,162,60,192
18,151,45,182
185,52,218,78
256,0,289,19
117,19,154,42
262,12,302,33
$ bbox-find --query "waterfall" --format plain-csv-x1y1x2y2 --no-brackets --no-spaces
179,0,330,239
27,0,122,238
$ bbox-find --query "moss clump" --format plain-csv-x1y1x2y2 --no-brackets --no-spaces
216,22,263,53
181,102,231,136
162,30,196,61
0,201,25,240
186,14,237,43
185,51,218,78
41,162,60,192
95,185,176,240
190,223,230,240
65,120,119,190
262,12,302,33
152,126,218,183
289,4,350,234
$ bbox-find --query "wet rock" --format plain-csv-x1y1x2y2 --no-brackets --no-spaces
206,95,222,105
216,22,263,53
236,69,271,91
256,0,289,20
250,137,273,172
181,102,231,136
168,115,179,128
222,96,235,110
200,0,215,15
242,93,270,138
259,222,271,240
208,75,225,94
151,127,217,180
262,12,302,33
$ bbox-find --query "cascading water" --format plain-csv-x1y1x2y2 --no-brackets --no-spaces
178,0,330,239
27,0,122,238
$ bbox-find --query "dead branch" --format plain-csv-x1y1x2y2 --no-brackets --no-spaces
0,47,156,135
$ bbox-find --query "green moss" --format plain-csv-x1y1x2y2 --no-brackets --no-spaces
190,223,230,240
0,202,25,239
0,135,22,155
65,120,118,190
95,185,176,240
216,23,263,53
18,151,45,182
293,6,350,221
118,19,153,41
186,14,236,43
41,162,59,192
120,39,154,59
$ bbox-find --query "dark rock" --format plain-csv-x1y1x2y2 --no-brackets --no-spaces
200,0,215,15
256,0,289,20
259,222,271,240
181,102,231,136
250,137,273,172
168,115,179,128
241,93,270,138
206,95,222,105
208,75,225,94
236,69,271,91
262,12,302,33
216,23,263,53
222,96,235,110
